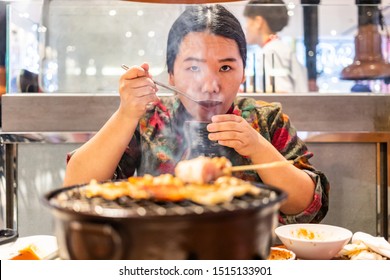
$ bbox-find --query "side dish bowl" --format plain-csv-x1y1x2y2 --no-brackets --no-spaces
275,224,352,260
267,247,296,260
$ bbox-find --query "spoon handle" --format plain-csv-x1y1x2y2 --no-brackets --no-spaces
121,64,207,108
152,80,202,104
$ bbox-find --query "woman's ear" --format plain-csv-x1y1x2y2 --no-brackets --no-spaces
241,74,246,85
169,73,175,86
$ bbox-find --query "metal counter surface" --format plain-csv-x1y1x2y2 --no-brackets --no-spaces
2,93,390,132
0,132,96,244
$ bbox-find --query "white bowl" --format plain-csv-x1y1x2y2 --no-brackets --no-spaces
275,224,352,260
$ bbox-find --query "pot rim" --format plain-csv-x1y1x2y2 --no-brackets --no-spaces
41,180,287,220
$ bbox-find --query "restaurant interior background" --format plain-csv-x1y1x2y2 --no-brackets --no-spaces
0,0,389,242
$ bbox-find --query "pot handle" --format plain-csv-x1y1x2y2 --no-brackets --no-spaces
66,221,124,260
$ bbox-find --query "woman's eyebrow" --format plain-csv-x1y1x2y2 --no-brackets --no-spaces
219,58,238,63
183,57,206,63
183,57,238,63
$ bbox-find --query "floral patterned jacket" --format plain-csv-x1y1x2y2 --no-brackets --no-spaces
110,96,329,224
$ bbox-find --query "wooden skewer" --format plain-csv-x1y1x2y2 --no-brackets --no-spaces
226,160,294,173
43,250,59,260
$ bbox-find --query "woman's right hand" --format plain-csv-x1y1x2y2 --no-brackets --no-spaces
118,63,160,120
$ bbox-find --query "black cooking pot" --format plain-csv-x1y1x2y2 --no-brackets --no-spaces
43,182,287,260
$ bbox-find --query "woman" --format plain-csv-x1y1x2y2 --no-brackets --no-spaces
244,0,308,93
64,5,328,224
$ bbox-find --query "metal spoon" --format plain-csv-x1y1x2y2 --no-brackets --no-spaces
121,64,222,108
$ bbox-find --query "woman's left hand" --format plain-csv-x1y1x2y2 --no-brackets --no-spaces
207,114,263,158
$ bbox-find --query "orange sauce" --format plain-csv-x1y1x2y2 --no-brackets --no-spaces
296,228,316,240
10,246,41,260
267,248,293,260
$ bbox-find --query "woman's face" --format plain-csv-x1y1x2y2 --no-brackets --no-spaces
169,32,245,121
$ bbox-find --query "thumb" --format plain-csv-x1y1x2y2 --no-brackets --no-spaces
140,62,150,76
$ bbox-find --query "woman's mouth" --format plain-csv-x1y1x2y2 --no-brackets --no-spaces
197,100,223,108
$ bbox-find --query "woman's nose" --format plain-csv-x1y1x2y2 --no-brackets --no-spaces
200,72,220,94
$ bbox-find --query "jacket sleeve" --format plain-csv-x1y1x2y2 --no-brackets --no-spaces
66,130,142,181
258,101,330,224
115,129,142,179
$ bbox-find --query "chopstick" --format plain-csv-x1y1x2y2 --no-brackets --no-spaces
226,160,294,173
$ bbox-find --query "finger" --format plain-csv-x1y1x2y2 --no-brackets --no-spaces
207,121,244,133
208,114,244,132
143,93,160,104
120,80,156,96
140,62,150,73
122,74,157,90
135,94,160,110
129,83,157,94
217,139,244,149
129,86,158,100
122,65,150,79
135,88,159,99
211,114,241,123
208,130,243,142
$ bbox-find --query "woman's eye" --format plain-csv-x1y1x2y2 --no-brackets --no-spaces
189,66,200,72
220,65,232,72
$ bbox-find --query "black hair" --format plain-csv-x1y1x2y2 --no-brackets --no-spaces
243,0,289,33
166,4,246,74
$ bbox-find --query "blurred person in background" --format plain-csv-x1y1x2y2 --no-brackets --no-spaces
244,0,308,93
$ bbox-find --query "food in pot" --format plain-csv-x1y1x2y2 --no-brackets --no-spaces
44,173,286,260
85,174,184,201
46,156,283,259
81,173,260,206
183,176,260,205
174,156,232,184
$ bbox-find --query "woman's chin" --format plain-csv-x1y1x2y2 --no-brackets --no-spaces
194,114,212,122
192,107,220,121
